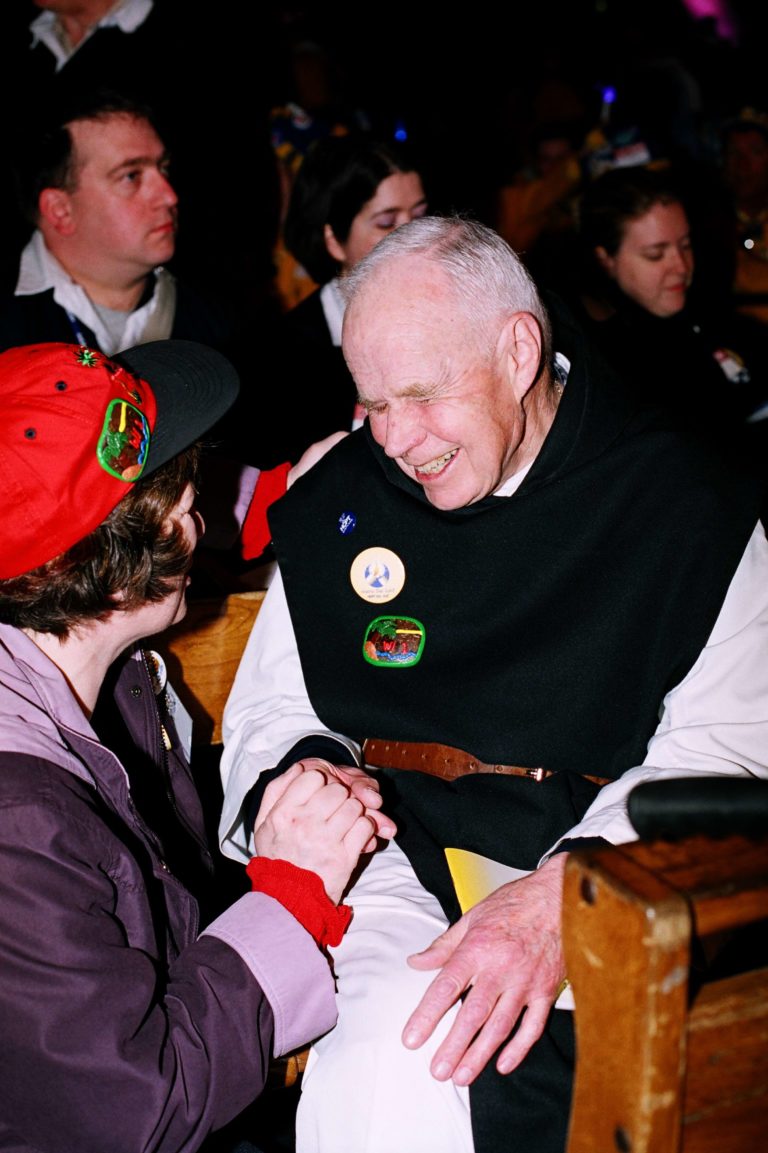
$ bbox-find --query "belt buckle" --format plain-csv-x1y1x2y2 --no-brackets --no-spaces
526,766,547,782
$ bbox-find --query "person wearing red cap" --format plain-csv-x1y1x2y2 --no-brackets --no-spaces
0,339,395,1153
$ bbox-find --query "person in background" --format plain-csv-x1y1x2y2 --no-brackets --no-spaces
0,338,393,1153
256,134,428,469
218,215,768,1153
720,107,768,326
0,87,230,358
0,83,333,572
0,0,157,288
0,1,277,312
493,119,584,286
569,163,768,458
267,30,369,314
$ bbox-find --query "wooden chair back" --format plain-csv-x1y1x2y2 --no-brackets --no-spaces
154,590,265,746
563,833,768,1153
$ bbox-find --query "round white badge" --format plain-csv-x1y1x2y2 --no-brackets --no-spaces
144,650,167,694
350,547,406,604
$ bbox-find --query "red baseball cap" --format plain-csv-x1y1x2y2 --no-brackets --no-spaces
0,340,239,579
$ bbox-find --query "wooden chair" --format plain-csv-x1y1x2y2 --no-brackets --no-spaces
563,831,768,1153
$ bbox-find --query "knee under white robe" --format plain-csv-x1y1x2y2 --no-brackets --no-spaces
296,838,473,1153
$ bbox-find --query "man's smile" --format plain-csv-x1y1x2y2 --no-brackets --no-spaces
412,449,458,478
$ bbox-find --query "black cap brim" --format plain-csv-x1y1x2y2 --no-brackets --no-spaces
114,340,240,476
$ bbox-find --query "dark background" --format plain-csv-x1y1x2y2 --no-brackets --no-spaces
2,0,765,297
255,0,767,213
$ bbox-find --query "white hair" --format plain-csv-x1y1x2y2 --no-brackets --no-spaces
341,215,553,365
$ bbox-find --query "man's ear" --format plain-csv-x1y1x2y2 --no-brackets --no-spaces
323,222,346,265
594,245,615,277
38,187,76,236
497,312,543,400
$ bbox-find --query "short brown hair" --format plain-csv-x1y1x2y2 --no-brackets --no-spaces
15,89,160,226
0,446,199,637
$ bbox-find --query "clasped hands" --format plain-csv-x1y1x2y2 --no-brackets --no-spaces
253,758,396,904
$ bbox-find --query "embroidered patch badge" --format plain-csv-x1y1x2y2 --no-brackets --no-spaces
350,547,406,603
97,398,151,481
76,347,100,367
363,616,425,667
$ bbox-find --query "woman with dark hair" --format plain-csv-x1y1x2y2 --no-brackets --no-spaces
261,134,428,468
0,340,393,1153
569,164,768,447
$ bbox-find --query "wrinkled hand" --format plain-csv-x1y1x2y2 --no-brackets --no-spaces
253,763,376,902
288,432,348,488
296,758,397,852
402,853,568,1085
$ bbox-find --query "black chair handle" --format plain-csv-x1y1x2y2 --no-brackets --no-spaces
628,777,768,840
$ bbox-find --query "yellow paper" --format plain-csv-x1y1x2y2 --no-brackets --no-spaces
444,847,575,1010
444,847,530,913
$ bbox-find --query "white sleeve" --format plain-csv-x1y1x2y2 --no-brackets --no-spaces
543,524,768,859
218,567,360,863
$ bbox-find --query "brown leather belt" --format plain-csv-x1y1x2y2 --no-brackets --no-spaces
362,738,612,788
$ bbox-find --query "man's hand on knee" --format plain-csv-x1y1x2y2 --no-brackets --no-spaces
402,853,568,1085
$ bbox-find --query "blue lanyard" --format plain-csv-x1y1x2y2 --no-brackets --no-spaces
65,310,95,348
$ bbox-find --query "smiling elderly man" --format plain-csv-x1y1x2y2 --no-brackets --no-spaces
218,215,768,1153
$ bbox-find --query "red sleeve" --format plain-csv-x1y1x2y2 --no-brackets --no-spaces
246,857,352,949
239,461,291,561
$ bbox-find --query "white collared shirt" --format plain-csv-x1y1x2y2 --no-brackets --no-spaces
29,0,153,71
17,230,176,356
320,277,346,348
320,276,366,430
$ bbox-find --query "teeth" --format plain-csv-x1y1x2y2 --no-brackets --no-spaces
416,450,457,475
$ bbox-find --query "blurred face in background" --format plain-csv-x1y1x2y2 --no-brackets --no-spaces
324,171,428,272
596,200,693,318
724,128,768,210
535,135,577,178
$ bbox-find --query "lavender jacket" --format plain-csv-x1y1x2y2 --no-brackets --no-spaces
0,624,336,1153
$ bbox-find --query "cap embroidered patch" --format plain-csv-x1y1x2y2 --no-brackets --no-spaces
97,398,151,481
363,616,425,667
0,338,239,581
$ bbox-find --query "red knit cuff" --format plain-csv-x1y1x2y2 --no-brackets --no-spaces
246,857,352,948
239,462,291,561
